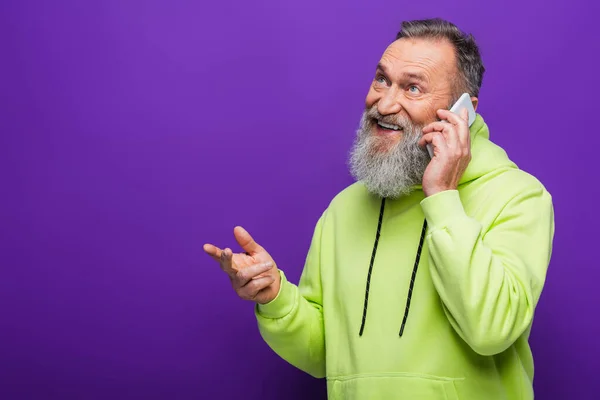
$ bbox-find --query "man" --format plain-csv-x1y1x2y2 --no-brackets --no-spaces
204,18,554,399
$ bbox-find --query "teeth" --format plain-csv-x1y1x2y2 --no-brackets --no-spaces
377,121,401,130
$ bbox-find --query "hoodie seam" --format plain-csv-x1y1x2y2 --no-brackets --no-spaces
326,372,466,382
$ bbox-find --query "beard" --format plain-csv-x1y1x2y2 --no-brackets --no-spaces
348,105,431,199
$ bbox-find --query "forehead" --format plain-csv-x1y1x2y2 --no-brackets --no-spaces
378,38,457,81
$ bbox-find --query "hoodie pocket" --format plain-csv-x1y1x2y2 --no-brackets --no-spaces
327,372,462,400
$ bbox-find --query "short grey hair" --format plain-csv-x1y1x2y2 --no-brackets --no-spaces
395,18,485,98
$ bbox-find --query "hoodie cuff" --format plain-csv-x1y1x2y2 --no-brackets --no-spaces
256,269,297,319
420,190,467,230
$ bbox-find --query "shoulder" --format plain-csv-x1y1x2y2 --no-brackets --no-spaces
464,166,553,229
329,182,369,204
326,182,383,212
489,167,552,202
314,182,381,227
473,135,551,200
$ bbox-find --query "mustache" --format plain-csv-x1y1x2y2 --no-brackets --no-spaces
364,106,417,130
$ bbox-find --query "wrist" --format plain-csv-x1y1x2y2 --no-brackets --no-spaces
256,270,296,319
424,185,456,197
259,269,281,305
420,190,466,229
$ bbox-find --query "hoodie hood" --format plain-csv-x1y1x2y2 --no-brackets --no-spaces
459,114,518,185
407,113,517,192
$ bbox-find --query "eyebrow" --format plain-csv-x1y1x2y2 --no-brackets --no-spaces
376,63,427,83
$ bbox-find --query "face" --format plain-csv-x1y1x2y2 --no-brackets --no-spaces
366,37,458,146
349,38,459,198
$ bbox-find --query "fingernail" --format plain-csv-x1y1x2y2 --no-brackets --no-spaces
264,261,273,268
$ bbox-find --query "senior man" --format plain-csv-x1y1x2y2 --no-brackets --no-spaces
204,18,554,399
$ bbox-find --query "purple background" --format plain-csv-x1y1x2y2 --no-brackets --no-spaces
1,0,598,399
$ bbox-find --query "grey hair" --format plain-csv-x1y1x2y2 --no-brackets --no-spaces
395,18,485,98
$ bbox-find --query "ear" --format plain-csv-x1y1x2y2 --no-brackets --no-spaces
471,97,479,112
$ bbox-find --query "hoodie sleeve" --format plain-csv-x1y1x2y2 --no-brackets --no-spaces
420,186,554,356
254,213,326,378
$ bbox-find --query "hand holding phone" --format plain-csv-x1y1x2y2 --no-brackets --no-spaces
419,93,476,197
426,93,476,158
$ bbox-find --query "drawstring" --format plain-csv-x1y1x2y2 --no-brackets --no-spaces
399,219,427,337
358,198,386,337
358,197,428,337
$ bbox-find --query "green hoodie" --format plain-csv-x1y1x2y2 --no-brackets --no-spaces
255,115,554,399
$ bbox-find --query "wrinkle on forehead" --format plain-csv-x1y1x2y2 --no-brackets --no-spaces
380,38,457,85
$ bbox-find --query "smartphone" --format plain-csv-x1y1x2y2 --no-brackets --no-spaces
426,93,476,158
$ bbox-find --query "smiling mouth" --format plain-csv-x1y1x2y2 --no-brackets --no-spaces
375,119,403,134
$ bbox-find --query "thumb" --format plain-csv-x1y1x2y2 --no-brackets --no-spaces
461,107,469,122
233,226,264,254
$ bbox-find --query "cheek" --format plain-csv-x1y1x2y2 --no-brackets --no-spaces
404,100,438,125
365,87,378,107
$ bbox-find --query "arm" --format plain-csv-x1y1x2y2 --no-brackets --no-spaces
421,187,554,356
254,214,326,378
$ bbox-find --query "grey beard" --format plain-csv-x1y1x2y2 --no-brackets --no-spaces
348,107,431,199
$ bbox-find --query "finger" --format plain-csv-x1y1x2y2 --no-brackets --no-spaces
238,276,275,300
437,109,468,126
203,243,222,262
461,107,469,121
234,226,264,255
459,108,471,148
418,132,435,147
418,132,447,154
443,122,460,150
438,108,469,150
220,248,237,276
234,261,274,288
422,121,452,134
419,131,447,146
431,132,448,153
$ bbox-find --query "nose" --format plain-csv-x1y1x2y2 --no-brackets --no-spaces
377,87,402,115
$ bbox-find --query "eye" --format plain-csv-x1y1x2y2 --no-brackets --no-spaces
375,74,388,85
408,85,420,94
